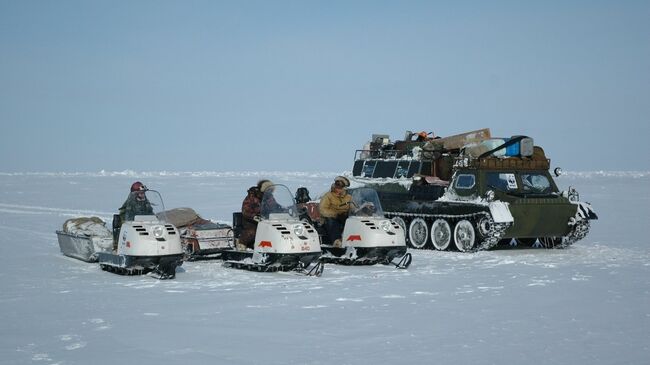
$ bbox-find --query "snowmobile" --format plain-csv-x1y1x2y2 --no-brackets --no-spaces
302,187,412,269
157,207,234,260
222,184,324,276
97,189,184,279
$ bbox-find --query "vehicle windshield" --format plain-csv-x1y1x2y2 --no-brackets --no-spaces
260,184,299,220
521,172,554,194
486,172,519,193
486,172,556,196
349,188,384,218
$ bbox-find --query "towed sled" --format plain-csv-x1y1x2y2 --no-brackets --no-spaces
158,207,233,260
222,184,324,276
98,189,184,279
302,187,412,269
56,217,113,262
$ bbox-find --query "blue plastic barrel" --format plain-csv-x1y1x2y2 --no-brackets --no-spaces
505,138,520,156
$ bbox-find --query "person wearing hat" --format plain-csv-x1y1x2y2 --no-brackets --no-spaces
119,181,154,222
319,176,352,247
239,179,273,250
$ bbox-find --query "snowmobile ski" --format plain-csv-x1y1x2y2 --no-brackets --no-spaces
391,252,412,269
222,254,324,276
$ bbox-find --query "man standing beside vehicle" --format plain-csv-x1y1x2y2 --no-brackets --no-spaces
319,176,352,247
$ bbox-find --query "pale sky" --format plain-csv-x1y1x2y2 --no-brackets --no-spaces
1,0,648,172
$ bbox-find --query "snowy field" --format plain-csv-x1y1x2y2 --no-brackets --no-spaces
0,171,648,365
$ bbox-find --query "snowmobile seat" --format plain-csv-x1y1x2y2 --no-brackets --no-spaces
232,212,243,239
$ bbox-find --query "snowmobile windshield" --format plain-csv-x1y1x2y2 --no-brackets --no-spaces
349,188,384,218
260,184,299,220
125,189,167,222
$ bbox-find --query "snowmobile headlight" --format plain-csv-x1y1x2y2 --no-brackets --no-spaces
152,225,165,238
485,190,495,202
293,224,305,236
379,220,391,232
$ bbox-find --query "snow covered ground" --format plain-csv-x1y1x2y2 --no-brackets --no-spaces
0,171,648,365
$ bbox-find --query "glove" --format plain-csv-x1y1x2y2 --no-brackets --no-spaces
360,202,374,210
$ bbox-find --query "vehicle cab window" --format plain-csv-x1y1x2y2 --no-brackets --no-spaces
454,174,476,190
521,173,553,194
486,172,518,192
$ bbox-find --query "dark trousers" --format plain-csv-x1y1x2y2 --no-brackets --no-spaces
324,216,345,243
240,220,258,249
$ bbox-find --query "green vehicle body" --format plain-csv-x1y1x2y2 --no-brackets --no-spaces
448,166,577,239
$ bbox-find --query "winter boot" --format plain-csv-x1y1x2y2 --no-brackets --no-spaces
236,241,248,251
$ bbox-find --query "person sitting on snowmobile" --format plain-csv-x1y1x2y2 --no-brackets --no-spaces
319,176,352,247
119,181,154,222
240,179,275,250
112,181,154,250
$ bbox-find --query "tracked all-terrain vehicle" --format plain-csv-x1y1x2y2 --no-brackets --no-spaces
350,129,597,251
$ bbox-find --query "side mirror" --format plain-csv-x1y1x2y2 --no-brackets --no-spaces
553,167,563,177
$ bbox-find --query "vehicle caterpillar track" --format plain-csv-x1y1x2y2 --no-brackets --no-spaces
223,256,324,276
99,255,180,279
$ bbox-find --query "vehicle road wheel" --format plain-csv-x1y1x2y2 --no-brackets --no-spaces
453,219,476,252
408,218,429,249
431,219,452,251
476,216,492,238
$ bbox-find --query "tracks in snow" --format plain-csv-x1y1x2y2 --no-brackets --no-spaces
0,202,112,219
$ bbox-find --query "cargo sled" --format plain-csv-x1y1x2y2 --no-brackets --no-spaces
55,217,113,262
157,207,233,260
